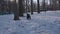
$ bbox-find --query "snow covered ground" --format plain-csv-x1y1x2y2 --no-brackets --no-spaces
0,11,60,34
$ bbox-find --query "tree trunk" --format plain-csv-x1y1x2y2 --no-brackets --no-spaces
59,0,60,10
31,0,33,15
19,0,24,16
37,0,40,13
26,0,28,13
14,0,19,20
42,0,45,11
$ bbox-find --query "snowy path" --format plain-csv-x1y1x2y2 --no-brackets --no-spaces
0,11,60,34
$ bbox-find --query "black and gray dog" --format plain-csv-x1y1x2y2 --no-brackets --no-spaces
27,14,31,20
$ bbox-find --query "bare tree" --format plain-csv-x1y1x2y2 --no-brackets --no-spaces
0,0,1,10
50,0,57,10
42,0,45,11
0,0,4,14
37,0,40,13
26,0,28,13
59,0,60,10
14,0,19,20
31,0,33,14
19,0,24,16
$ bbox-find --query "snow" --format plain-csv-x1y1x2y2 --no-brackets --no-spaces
0,11,60,34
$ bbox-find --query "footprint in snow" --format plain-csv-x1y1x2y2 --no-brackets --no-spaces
18,25,24,28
